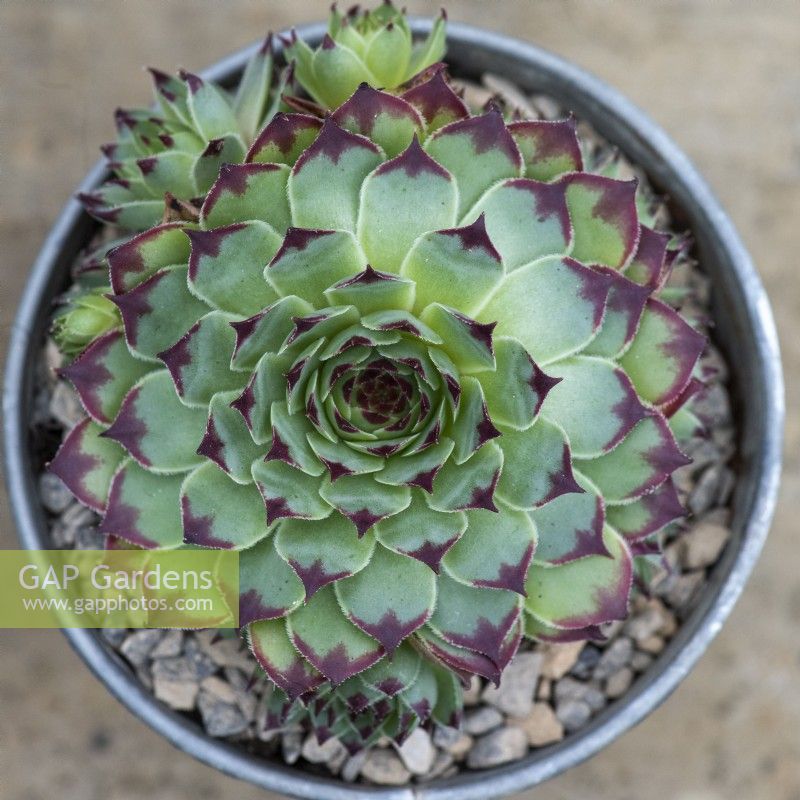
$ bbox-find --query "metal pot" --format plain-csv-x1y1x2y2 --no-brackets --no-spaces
2,19,784,800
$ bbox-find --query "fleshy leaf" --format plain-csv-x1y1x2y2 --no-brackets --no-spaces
478,256,610,364
332,84,424,158
181,462,269,549
357,137,458,272
99,459,184,548
111,266,208,361
181,70,240,141
619,298,706,406
231,351,292,444
158,311,247,407
198,390,264,484
192,135,247,194
307,430,383,481
443,505,535,594
201,163,292,233
508,118,583,181
275,514,374,599
526,527,633,629
233,35,275,141
49,418,126,513
325,267,415,316
425,110,523,217
107,223,192,293
288,118,382,232
623,225,671,289
421,304,496,373
320,474,411,536
287,585,385,684
450,377,500,464
246,112,322,165
336,545,436,653
252,459,332,524
562,173,639,268
187,222,282,316
427,440,503,513
58,330,154,425
479,336,559,431
266,402,325,476
249,618,325,700
401,216,503,317
606,478,685,542
136,151,197,198
401,67,469,133
542,356,650,457
374,493,466,571
266,228,367,308
576,414,691,502
429,574,521,666
239,537,305,626
375,438,454,492
529,473,608,564
495,418,583,510
102,370,206,472
359,644,422,697
465,179,571,271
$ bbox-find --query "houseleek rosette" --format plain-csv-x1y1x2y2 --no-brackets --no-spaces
80,37,291,231
51,75,704,749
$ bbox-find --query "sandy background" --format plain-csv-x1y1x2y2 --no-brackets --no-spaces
1,2,798,798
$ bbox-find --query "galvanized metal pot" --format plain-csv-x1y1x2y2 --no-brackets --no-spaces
2,19,784,800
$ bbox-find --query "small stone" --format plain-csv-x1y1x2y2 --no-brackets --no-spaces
361,748,412,785
74,526,106,549
38,473,73,513
570,644,602,679
120,629,164,668
50,502,97,548
463,706,504,735
481,652,542,717
593,637,634,681
395,727,436,775
223,667,259,719
282,729,303,765
688,464,725,516
605,666,635,699
466,726,528,769
153,675,198,710
200,675,238,705
341,750,368,782
462,675,482,705
150,629,183,658
716,467,736,506
663,570,705,611
100,628,127,648
152,651,215,683
135,665,153,691
555,699,592,733
197,689,248,737
623,606,664,644
433,725,473,759
679,521,730,569
540,642,584,680
631,651,654,672
554,677,606,711
418,751,455,781
509,702,564,747
639,635,665,655
50,382,84,428
483,73,538,117
536,678,551,701
199,633,254,670
302,734,347,771
182,637,219,680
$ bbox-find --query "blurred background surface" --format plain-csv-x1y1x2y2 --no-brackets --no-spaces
1,2,798,799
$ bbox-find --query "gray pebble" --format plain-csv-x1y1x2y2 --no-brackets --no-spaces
688,464,725,515
663,570,706,611
680,521,730,570
631,651,654,672
153,674,198,710
182,637,219,680
554,677,606,711
605,667,635,699
120,629,164,668
39,473,74,513
570,644,602,679
197,689,248,737
555,699,593,733
360,748,412,785
281,729,304,765
49,382,84,428
433,725,473,759
481,652,542,717
418,750,455,781
341,750,368,782
74,526,106,550
302,734,347,771
395,727,436,775
462,675,482,706
100,628,128,648
152,651,215,683
592,637,634,681
463,705,504,735
150,629,183,658
466,726,528,769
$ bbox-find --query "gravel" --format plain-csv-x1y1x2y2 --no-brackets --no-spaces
34,71,739,787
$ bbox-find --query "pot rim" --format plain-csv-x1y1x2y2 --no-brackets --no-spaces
2,18,784,800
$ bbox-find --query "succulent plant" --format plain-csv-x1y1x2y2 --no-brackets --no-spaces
284,2,446,108
52,286,122,358
52,63,704,747
79,37,291,231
